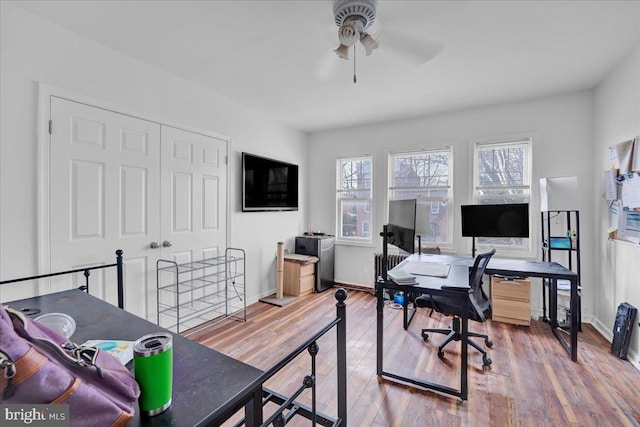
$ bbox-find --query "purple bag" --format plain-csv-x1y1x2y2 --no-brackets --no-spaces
0,305,140,427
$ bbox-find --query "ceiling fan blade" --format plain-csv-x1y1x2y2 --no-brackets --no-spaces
314,48,342,82
378,27,444,66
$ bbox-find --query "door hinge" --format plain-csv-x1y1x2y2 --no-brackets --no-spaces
48,120,53,135
225,156,228,165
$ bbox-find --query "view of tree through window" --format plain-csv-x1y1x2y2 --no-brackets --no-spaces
389,149,453,245
337,157,372,241
474,139,531,248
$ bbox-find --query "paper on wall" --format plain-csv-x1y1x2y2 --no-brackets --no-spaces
609,200,620,231
621,173,640,209
620,210,640,239
632,136,640,172
614,139,634,174
604,169,618,201
609,146,619,169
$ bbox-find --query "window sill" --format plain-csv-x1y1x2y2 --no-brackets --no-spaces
335,239,375,248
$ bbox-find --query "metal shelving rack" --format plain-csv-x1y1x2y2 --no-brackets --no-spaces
156,248,246,336
541,210,581,328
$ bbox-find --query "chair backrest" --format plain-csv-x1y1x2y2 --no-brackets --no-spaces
468,248,496,321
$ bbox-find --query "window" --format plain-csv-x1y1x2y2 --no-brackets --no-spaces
337,156,372,242
473,138,532,249
388,148,453,246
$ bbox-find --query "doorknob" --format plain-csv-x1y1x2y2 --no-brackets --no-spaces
162,240,172,248
149,241,160,249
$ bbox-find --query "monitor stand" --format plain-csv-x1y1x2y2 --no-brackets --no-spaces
472,237,477,258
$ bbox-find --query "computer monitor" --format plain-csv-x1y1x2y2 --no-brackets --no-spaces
461,203,529,238
387,199,417,254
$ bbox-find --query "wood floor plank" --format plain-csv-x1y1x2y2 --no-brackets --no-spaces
191,289,640,426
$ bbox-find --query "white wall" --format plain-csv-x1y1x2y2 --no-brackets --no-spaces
593,42,640,369
308,91,596,319
0,3,308,303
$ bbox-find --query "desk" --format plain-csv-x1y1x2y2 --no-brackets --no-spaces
7,290,265,427
396,254,580,362
376,254,580,400
376,265,472,400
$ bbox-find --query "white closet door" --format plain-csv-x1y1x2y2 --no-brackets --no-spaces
158,126,228,329
50,97,161,320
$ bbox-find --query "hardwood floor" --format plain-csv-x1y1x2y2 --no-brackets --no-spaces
191,289,640,426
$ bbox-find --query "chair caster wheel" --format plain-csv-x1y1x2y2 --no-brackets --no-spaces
483,357,492,366
485,339,493,348
437,350,445,358
422,334,429,342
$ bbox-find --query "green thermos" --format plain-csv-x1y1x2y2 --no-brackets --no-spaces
133,333,173,416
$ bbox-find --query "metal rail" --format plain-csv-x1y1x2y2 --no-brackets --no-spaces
0,250,125,309
237,288,348,426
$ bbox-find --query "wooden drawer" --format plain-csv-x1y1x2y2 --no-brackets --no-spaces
299,263,314,278
299,275,315,295
283,260,316,296
491,277,530,301
491,276,531,326
492,298,531,325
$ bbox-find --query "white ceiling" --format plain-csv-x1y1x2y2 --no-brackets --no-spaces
13,0,640,133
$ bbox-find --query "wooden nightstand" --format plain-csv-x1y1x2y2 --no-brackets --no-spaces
491,276,531,326
283,254,318,297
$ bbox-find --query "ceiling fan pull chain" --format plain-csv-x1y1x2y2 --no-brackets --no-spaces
353,44,357,84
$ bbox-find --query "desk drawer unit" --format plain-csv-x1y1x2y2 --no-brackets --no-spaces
284,261,315,296
491,277,531,326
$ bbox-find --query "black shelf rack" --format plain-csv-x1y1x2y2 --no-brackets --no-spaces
541,210,581,328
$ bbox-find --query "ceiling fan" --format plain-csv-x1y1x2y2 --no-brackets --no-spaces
333,0,380,61
325,0,443,83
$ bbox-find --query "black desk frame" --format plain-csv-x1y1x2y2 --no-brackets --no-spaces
376,277,471,400
377,225,472,400
376,226,580,401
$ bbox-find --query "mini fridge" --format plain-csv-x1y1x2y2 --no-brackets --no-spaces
295,235,335,292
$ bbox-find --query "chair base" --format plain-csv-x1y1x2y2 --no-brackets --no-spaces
422,316,493,366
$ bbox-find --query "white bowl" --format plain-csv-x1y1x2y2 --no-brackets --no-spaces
34,312,76,338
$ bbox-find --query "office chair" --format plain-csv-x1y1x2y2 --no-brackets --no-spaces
414,248,496,366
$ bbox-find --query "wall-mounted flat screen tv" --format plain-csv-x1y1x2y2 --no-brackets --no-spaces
461,203,529,238
242,152,298,212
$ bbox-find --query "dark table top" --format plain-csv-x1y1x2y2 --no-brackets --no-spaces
405,253,578,280
6,290,263,427
388,262,471,291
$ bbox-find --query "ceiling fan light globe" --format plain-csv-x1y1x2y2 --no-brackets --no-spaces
334,44,351,60
361,33,379,56
337,22,359,46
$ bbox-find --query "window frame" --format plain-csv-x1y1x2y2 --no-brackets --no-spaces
472,137,533,253
387,147,454,249
336,155,373,245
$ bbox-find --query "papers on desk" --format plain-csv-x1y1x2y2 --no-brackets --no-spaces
387,269,417,285
405,261,451,278
83,340,134,365
388,261,451,285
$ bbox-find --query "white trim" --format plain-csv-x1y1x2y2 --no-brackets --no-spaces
37,82,232,274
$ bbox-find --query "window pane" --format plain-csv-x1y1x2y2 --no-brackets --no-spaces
340,200,371,238
417,201,450,243
337,156,372,242
478,145,527,187
392,153,449,187
474,139,531,250
341,159,371,190
389,149,452,246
